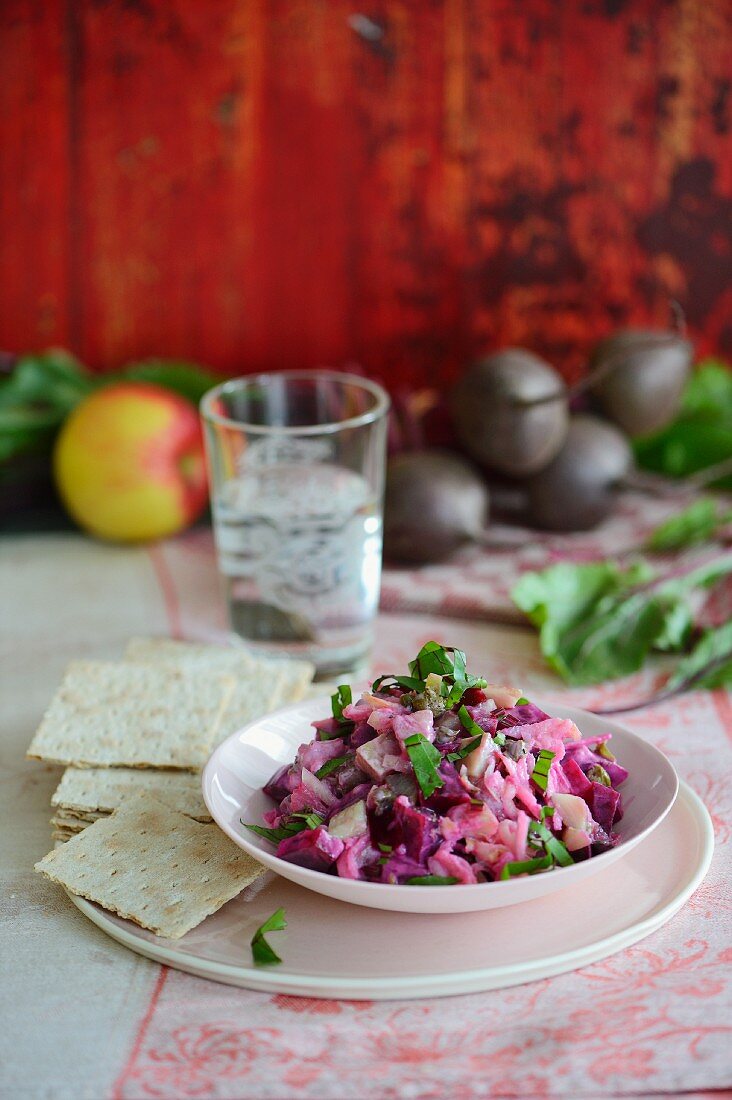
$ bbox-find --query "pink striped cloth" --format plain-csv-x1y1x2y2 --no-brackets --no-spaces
7,526,731,1100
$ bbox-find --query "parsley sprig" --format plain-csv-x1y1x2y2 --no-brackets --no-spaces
251,907,287,965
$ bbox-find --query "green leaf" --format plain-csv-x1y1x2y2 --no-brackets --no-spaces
634,361,732,489
122,359,220,406
681,360,732,418
528,818,574,866
408,641,458,679
645,498,732,552
371,674,426,693
444,676,487,708
291,811,325,829
665,622,732,691
0,349,93,414
512,552,732,686
446,734,483,762
457,705,484,738
244,813,323,844
0,350,95,465
404,875,460,886
531,750,555,792
251,907,287,965
315,755,349,780
513,561,650,677
653,600,693,652
404,733,444,797
331,684,353,721
499,855,553,879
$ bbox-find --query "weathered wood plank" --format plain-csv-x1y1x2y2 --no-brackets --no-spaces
0,0,730,381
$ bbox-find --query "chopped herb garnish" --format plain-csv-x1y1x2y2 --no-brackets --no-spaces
447,734,482,762
409,641,460,679
406,643,487,708
457,705,484,738
245,823,299,844
515,696,529,705
377,842,393,853
528,818,573,867
251,907,287,965
371,673,426,693
500,855,553,879
405,875,460,886
404,732,444,797
291,811,325,830
315,754,349,780
531,749,555,792
456,704,505,746
244,813,323,844
331,684,353,720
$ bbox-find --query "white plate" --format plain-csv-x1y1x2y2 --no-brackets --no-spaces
202,696,679,913
68,781,712,999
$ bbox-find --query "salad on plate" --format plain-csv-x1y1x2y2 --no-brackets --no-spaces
247,643,628,885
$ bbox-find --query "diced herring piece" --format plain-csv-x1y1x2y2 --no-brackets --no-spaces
355,733,406,781
483,683,524,709
464,732,494,780
328,800,368,839
276,826,344,871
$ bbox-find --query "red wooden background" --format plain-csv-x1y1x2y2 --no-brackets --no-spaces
1,0,731,391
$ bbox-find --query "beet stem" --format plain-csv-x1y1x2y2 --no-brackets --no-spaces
512,334,686,409
589,650,732,714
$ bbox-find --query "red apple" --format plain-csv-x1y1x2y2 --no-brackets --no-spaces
54,381,208,541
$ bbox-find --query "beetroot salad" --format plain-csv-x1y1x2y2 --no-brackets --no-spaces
247,642,628,885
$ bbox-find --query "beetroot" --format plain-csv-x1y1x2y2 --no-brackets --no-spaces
350,721,379,748
298,738,345,774
603,760,629,787
589,782,622,832
312,717,346,741
497,703,551,728
276,826,345,871
380,849,430,884
389,796,440,862
561,757,593,799
263,764,298,803
425,760,473,814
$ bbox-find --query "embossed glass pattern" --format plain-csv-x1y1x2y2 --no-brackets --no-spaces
201,372,389,677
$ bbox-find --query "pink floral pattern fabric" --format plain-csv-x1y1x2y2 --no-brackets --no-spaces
379,493,716,621
108,539,731,1100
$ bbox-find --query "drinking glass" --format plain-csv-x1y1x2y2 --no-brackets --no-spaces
201,371,389,678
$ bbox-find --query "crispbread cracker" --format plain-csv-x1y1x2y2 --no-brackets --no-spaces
123,637,316,743
302,682,337,700
35,795,265,938
27,661,234,770
53,809,104,825
124,636,314,694
214,668,308,746
52,766,210,820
